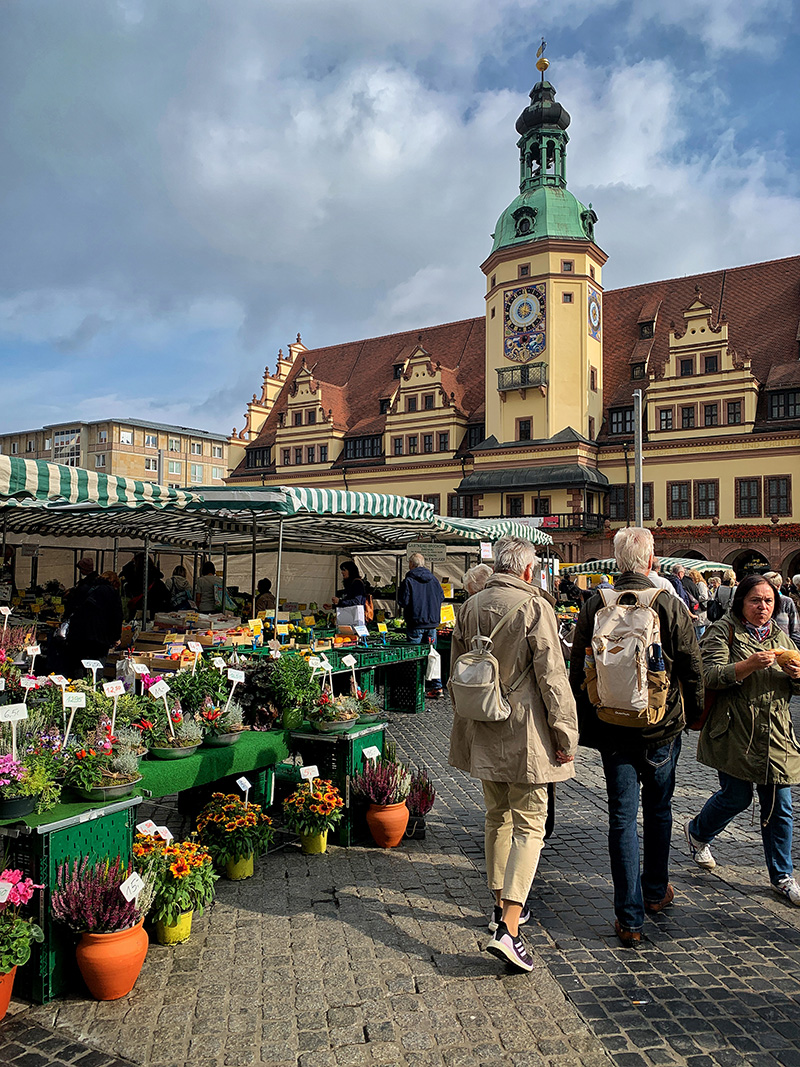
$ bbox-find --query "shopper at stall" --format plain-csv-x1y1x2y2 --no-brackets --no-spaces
166,565,196,611
399,552,445,698
55,570,123,678
195,561,219,613
121,553,172,620
332,561,367,607
255,577,276,613
65,556,99,615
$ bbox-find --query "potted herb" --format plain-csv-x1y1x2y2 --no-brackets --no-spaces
146,709,204,759
355,688,383,724
198,699,246,747
196,792,274,880
0,869,44,1021
351,757,411,848
307,692,359,733
166,662,230,715
283,779,344,854
132,834,217,945
406,766,436,840
64,746,143,803
50,855,154,1001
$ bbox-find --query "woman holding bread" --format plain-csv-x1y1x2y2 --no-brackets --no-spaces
685,574,800,904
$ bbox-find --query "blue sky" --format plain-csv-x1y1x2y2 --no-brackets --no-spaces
1,0,798,437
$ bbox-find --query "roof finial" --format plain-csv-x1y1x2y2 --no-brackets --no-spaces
536,38,549,81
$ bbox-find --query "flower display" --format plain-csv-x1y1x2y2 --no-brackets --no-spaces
308,692,359,725
132,835,217,926
198,697,244,737
283,779,344,837
0,869,44,975
0,755,27,798
407,766,436,818
350,758,412,805
51,856,153,934
196,793,274,864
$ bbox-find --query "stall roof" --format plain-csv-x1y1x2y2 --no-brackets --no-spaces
0,482,553,553
561,556,727,576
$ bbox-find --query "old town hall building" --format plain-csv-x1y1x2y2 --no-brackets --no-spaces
226,60,800,577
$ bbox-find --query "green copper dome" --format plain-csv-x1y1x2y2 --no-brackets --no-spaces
490,76,598,253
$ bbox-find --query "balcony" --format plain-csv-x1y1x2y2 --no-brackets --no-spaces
484,512,607,532
496,362,548,393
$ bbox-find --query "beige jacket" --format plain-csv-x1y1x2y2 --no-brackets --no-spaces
448,573,578,784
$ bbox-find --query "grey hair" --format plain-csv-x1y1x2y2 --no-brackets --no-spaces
793,574,800,589
408,552,425,569
613,527,654,574
462,563,493,595
492,536,538,576
763,571,783,588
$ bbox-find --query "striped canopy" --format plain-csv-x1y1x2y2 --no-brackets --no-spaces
561,556,727,576
0,455,197,509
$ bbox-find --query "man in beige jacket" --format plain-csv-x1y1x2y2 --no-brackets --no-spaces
449,536,578,972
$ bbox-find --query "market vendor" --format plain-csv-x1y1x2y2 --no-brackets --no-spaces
332,561,367,607
255,577,276,612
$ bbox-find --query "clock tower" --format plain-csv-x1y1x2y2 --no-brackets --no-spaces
480,54,607,447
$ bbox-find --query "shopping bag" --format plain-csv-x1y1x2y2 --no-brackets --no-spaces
425,647,442,681
336,605,365,629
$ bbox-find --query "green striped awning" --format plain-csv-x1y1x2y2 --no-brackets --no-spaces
0,455,198,509
431,514,554,546
561,556,727,576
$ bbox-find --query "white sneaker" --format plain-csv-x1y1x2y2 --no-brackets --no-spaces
772,876,800,906
684,819,716,869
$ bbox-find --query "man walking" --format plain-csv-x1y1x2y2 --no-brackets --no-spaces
449,536,578,971
569,527,703,946
398,552,446,698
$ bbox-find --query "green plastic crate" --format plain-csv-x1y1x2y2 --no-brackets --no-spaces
381,658,427,714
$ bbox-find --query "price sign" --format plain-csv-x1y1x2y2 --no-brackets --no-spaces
0,679,4,692
212,657,226,670
81,659,104,671
156,826,173,842
103,680,125,698
119,872,145,903
308,656,321,670
227,669,245,685
26,645,41,657
148,680,169,700
63,691,87,708
341,654,357,668
50,674,68,688
362,746,382,761
480,541,493,561
354,625,369,637
0,704,28,723
276,623,289,636
302,616,316,627
131,663,149,675
136,820,158,836
248,619,263,635
20,677,37,690
0,882,12,904
236,776,252,791
377,622,388,633
187,641,203,653
0,601,12,614
300,765,319,781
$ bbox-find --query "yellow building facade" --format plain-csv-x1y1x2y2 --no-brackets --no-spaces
228,65,800,578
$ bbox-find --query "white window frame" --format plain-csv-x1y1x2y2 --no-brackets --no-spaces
212,466,223,480
97,429,107,443
168,460,181,476
144,457,158,472
120,430,133,445
212,445,223,459
190,463,203,482
190,442,202,455
144,433,158,448
168,437,180,452
95,454,106,468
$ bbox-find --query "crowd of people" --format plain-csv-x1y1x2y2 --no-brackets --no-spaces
448,532,800,971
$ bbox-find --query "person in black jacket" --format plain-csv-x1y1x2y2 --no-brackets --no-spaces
61,573,123,679
569,527,704,947
398,552,445,698
332,561,367,607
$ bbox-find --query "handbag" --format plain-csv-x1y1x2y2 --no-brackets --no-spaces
686,623,733,731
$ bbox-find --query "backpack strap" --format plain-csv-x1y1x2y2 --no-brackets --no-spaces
600,587,665,610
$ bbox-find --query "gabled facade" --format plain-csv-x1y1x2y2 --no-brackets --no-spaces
227,59,800,578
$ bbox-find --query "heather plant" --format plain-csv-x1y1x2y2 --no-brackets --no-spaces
407,766,436,817
351,758,412,805
51,856,147,933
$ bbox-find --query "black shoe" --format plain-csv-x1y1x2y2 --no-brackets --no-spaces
485,921,534,972
488,903,530,933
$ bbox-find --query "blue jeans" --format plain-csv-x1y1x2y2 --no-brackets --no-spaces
407,626,441,690
601,736,682,931
689,772,793,885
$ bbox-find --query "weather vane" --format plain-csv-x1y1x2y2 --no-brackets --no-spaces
536,38,549,79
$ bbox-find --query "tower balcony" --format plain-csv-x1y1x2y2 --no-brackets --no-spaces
496,362,548,393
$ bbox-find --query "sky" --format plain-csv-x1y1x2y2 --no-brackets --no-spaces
1,0,798,437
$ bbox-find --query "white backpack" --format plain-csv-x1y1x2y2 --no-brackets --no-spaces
448,595,532,722
583,588,669,728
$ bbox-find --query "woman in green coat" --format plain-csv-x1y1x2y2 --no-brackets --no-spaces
685,575,800,903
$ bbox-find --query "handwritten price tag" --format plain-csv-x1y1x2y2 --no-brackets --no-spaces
354,625,369,637
300,765,319,781
236,776,252,791
308,656,321,670
156,826,173,842
212,657,226,669
131,663,149,675
0,607,11,617
0,882,12,904
103,680,125,698
248,619,263,635
187,641,203,653
50,674,68,687
377,622,388,633
26,645,41,657
276,623,289,635
362,746,382,761
136,820,158,836
0,704,28,723
81,659,104,671
0,679,4,692
148,680,170,700
63,691,87,708
119,872,145,902
20,678,37,690
227,668,245,685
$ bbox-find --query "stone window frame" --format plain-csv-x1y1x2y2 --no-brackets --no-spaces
679,358,695,377
589,366,598,392
406,396,418,413
735,477,762,518
766,475,791,517
704,402,719,427
516,418,532,441
423,394,435,410
423,434,434,454
294,447,302,465
407,435,418,455
562,291,573,303
658,406,674,431
506,494,525,517
560,260,574,273
704,354,719,374
319,445,328,463
393,437,403,456
438,432,450,452
667,480,691,520
726,398,743,425
681,404,696,429
694,479,719,519
282,449,291,466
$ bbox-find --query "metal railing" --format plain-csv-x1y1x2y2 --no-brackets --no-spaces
483,512,606,531
496,362,548,392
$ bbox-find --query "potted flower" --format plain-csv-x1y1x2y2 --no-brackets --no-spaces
64,746,142,803
283,779,344,855
307,692,359,733
350,757,412,848
0,869,44,1021
405,766,436,840
0,754,43,819
145,708,204,760
166,662,230,715
132,834,217,945
196,792,274,881
198,698,246,747
50,855,154,1001
354,688,383,724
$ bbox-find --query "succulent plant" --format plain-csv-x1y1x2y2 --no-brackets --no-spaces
111,751,141,778
177,716,204,745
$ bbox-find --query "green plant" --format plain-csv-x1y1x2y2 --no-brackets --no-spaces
150,711,203,748
166,663,230,715
132,835,217,926
239,656,320,728
283,779,344,836
196,793,274,863
0,870,44,974
351,758,411,805
307,692,360,724
63,747,111,790
15,760,62,813
198,699,245,737
407,766,436,817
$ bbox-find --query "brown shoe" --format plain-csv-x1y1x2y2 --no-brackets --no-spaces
644,884,674,914
614,920,641,947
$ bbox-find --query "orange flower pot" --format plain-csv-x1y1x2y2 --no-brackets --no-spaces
0,966,17,1021
366,801,410,848
75,919,148,1001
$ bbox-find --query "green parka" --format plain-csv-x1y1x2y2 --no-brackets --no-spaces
697,615,800,785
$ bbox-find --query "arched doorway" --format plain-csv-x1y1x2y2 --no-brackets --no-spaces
782,549,800,579
725,548,770,579
680,550,708,561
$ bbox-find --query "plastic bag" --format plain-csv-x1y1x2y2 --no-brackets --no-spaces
425,647,442,682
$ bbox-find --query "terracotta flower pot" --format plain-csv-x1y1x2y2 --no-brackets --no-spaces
366,801,409,848
154,911,193,945
225,854,254,880
75,919,148,1001
299,830,328,854
0,966,17,1022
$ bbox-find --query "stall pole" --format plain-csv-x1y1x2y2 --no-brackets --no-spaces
192,547,200,600
274,519,284,618
395,553,403,615
1,515,7,561
112,537,119,574
142,538,150,626
251,513,258,617
221,543,229,611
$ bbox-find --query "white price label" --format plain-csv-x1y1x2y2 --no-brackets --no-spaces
63,691,87,708
20,677,37,690
119,872,145,902
103,680,125,698
308,657,321,669
0,679,4,692
341,654,357,667
0,606,11,617
212,657,226,669
0,882,12,904
50,674,68,687
227,668,245,684
82,659,104,671
148,680,170,700
26,645,41,657
362,746,382,761
300,765,319,781
136,820,158,836
0,703,28,723
156,826,173,842
131,663,149,675
354,625,369,637
236,776,252,791
319,656,332,671
187,642,203,653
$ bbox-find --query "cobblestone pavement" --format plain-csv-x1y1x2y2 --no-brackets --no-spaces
3,697,800,1067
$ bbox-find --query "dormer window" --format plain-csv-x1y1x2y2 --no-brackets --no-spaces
631,363,645,380
406,397,417,413
393,364,404,379
424,394,434,410
379,399,390,415
512,206,537,238
639,322,654,339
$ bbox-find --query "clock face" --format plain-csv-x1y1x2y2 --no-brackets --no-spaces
589,297,600,329
509,292,541,328
587,286,602,339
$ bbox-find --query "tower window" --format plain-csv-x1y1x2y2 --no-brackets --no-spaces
610,407,634,435
491,307,495,318
561,260,574,273
518,264,530,278
631,363,645,380
588,416,595,439
518,419,532,441
562,292,573,303
590,266,595,279
589,367,597,392
490,274,496,287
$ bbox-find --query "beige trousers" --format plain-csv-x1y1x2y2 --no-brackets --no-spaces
482,780,549,905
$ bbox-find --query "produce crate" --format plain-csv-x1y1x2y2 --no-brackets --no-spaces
2,801,139,1004
287,724,386,846
380,657,427,714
